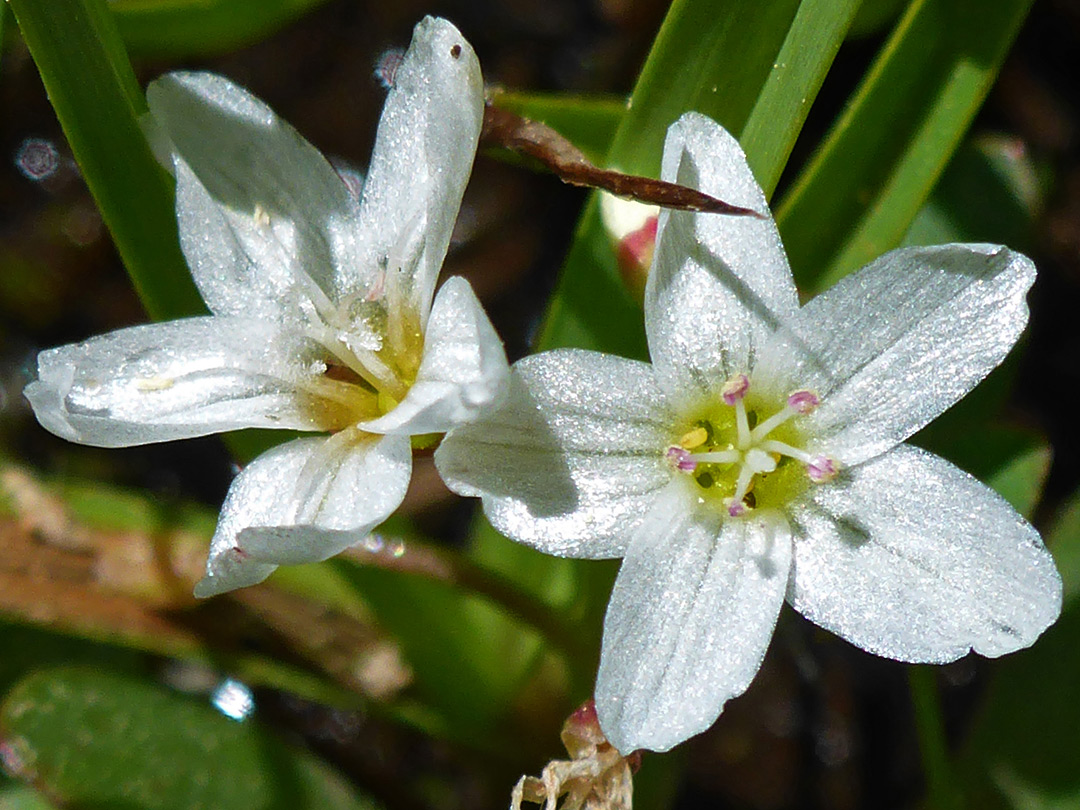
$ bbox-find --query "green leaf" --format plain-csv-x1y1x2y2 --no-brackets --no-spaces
776,0,1035,293
0,668,377,810
8,0,203,322
0,620,144,697
0,6,6,74
537,0,863,356
739,0,866,197
111,0,333,58
958,488,1080,808
0,785,55,810
848,0,910,39
1045,492,1080,606
903,134,1044,250
333,558,545,747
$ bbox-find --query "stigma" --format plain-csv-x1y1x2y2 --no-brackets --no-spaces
667,374,839,516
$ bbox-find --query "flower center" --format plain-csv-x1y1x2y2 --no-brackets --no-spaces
667,374,838,517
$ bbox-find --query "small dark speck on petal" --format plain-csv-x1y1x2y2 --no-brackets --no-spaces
450,44,462,59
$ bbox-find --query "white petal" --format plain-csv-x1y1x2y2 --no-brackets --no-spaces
645,112,798,405
435,349,672,559
596,487,792,753
357,277,508,435
147,71,366,318
24,317,353,447
788,444,1062,662
354,16,484,324
195,431,412,597
755,244,1036,465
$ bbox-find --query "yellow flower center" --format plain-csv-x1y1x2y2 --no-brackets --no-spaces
667,375,837,517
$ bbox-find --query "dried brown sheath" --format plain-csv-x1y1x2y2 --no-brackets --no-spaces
481,103,765,218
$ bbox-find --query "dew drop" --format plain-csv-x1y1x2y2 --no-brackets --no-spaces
211,678,255,721
15,138,60,181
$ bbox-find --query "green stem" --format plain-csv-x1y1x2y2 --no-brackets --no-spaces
340,541,588,663
909,665,963,810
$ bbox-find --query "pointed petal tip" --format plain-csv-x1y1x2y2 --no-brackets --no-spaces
193,558,276,599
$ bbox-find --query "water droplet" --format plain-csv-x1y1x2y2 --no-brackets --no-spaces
15,138,60,181
211,678,255,721
361,534,384,553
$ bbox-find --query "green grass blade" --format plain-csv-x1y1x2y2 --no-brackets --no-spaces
111,0,333,59
8,0,203,322
776,0,1035,293
957,489,1080,808
604,0,803,177
538,0,863,355
740,0,865,195
0,7,7,78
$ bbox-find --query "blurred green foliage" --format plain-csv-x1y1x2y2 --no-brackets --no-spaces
959,490,1080,808
111,0,334,58
0,668,377,809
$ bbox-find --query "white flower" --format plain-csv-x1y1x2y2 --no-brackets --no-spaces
435,112,1062,754
24,17,508,598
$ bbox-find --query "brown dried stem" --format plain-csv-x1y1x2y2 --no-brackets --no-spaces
481,103,766,218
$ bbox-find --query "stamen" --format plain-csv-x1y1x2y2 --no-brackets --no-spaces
807,455,840,483
295,289,405,398
689,449,740,464
666,446,697,472
720,374,749,405
679,426,709,450
750,407,795,442
787,390,820,414
758,439,814,465
727,464,756,515
734,398,751,450
725,499,749,518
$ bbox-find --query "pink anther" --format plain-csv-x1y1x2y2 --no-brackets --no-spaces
807,455,839,483
667,446,697,472
787,390,820,414
721,374,750,405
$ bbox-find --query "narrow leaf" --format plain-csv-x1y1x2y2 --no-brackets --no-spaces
537,0,864,356
111,0,333,58
776,0,1035,292
8,0,203,321
958,487,1080,807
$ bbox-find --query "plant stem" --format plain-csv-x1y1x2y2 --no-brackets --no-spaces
339,538,588,663
909,665,963,810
